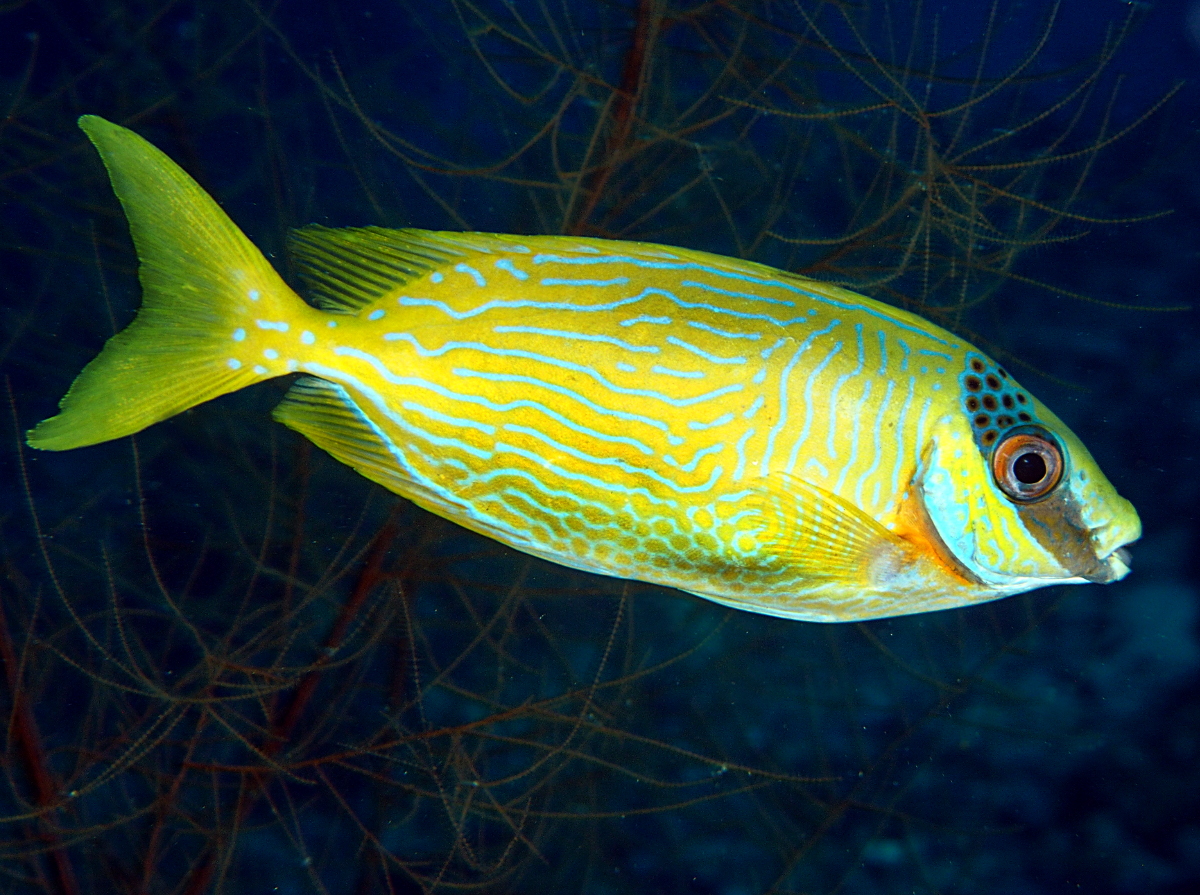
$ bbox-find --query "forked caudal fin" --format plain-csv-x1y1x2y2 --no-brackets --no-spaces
27,115,307,451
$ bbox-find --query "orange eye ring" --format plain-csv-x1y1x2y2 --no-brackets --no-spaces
991,427,1064,502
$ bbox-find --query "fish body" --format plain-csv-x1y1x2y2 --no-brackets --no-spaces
27,117,1141,622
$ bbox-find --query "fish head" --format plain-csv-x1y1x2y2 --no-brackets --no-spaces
916,353,1141,596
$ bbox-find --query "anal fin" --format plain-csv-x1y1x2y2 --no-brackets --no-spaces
272,376,419,498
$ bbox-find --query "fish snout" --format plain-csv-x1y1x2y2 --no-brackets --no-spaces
1081,506,1141,584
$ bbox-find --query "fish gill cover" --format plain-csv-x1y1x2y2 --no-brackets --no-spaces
0,1,1197,893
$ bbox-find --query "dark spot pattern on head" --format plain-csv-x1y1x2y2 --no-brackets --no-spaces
960,352,1041,454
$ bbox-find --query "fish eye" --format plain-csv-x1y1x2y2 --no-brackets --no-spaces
991,427,1064,502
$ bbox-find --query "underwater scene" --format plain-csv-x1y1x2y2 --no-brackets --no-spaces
0,0,1197,892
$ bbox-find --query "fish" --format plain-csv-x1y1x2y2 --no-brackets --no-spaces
26,115,1141,622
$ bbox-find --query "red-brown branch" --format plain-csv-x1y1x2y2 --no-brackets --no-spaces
0,595,79,895
572,0,660,233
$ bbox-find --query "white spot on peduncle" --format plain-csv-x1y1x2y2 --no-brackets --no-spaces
227,358,242,370
232,328,246,342
256,319,289,332
301,331,316,344
264,348,279,360
368,309,386,321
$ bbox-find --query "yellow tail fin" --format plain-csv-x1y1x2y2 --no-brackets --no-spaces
27,115,304,451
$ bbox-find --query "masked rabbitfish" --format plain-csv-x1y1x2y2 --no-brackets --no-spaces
27,116,1141,622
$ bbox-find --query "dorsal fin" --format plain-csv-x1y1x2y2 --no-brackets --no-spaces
287,225,466,313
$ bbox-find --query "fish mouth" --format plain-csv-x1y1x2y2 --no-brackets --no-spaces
1083,545,1133,584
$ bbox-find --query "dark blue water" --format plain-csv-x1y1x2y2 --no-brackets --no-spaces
0,1,1197,892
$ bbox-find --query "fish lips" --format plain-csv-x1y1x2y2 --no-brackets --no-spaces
1083,545,1133,584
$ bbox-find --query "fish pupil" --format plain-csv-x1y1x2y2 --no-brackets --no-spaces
1013,452,1047,484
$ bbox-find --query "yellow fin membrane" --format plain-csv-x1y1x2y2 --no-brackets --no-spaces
27,115,301,450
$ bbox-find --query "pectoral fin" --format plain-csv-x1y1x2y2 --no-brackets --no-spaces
745,472,917,585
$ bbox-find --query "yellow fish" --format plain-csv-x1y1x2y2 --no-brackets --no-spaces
28,116,1141,622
